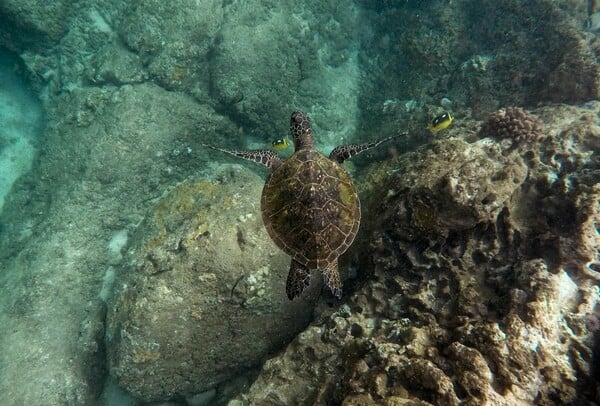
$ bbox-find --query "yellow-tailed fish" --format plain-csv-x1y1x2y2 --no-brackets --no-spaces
270,138,290,151
428,112,454,133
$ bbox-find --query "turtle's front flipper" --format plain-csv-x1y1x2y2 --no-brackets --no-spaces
286,260,311,300
322,260,342,299
329,132,407,164
203,145,283,169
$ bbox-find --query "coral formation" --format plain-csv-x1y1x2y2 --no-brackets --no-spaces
478,107,545,149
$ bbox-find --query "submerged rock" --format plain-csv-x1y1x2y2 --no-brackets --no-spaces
106,165,318,402
210,1,363,144
230,103,600,405
0,82,230,405
115,0,223,91
0,0,75,50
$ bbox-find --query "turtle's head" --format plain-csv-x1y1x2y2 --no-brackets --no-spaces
290,111,314,150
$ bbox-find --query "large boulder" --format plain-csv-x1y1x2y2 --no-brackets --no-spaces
106,165,318,402
0,82,231,405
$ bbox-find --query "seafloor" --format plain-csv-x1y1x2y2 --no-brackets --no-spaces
0,1,598,405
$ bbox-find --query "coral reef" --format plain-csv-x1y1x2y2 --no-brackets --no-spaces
478,107,545,149
230,103,600,405
106,166,318,402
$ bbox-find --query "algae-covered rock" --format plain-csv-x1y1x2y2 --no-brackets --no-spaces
209,2,303,137
210,1,363,143
106,165,318,402
115,0,223,91
0,0,74,50
0,82,232,405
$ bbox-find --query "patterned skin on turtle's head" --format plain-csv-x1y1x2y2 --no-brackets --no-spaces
290,111,314,151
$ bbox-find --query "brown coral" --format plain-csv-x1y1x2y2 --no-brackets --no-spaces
479,107,545,147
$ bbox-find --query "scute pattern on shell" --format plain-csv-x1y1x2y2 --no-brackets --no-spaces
479,107,544,145
261,149,360,269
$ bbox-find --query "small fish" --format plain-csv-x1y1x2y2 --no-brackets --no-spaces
270,138,290,151
428,112,454,133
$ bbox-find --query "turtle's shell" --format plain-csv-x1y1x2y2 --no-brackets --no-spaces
261,149,360,268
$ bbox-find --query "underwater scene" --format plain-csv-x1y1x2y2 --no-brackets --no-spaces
0,0,599,405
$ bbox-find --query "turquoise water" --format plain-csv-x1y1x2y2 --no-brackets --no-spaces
0,49,43,212
0,1,598,405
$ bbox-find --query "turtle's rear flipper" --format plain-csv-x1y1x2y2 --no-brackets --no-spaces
329,131,407,164
322,261,342,299
286,260,311,300
203,145,283,169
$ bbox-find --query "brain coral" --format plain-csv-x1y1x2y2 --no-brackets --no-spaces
479,107,545,147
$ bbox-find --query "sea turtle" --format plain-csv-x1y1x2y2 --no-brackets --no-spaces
205,111,400,300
